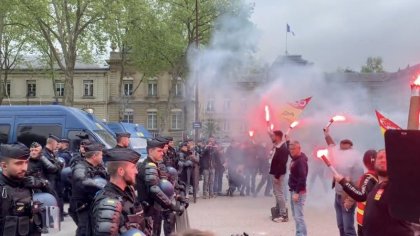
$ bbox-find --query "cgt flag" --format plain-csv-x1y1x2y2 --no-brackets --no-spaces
375,110,402,135
279,97,312,124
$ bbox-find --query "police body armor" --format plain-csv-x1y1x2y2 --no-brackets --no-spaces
89,183,150,236
0,175,43,236
136,158,174,212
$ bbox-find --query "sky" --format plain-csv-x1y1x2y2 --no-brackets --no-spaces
249,0,420,72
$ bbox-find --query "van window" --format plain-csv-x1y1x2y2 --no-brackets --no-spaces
17,125,62,147
0,125,10,144
94,130,117,149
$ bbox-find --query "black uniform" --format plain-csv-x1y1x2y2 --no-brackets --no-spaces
57,148,72,167
41,147,63,194
164,146,177,168
137,157,181,236
69,139,92,168
363,181,414,236
178,149,194,189
89,148,149,235
27,154,59,194
0,143,43,236
90,183,150,235
71,145,107,236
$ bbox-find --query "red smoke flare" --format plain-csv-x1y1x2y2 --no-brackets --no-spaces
265,105,270,122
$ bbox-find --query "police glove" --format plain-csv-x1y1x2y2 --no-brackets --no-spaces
24,176,47,189
171,203,185,215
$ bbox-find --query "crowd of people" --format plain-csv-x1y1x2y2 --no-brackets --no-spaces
0,126,419,236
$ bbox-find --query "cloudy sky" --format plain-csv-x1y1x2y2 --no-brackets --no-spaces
249,0,420,72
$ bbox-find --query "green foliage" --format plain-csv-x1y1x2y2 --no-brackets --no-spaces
125,0,253,78
19,0,112,105
0,0,33,104
361,57,384,73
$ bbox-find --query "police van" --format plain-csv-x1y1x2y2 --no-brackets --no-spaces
0,105,116,151
106,122,151,160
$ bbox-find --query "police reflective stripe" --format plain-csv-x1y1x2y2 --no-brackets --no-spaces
147,162,157,168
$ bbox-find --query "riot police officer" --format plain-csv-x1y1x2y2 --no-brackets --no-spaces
89,148,151,236
42,135,65,221
42,135,63,190
57,139,72,210
115,132,131,148
0,143,44,236
163,136,177,168
137,138,184,236
69,138,92,168
71,143,107,236
57,139,72,166
27,142,56,194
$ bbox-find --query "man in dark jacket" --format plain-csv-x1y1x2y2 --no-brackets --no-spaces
136,138,184,236
288,141,308,236
0,143,44,236
57,139,72,166
200,139,217,198
71,143,107,236
27,142,57,194
269,130,289,222
334,150,378,236
361,149,414,236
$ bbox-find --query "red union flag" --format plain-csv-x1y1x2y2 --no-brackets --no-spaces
279,97,312,123
375,110,402,135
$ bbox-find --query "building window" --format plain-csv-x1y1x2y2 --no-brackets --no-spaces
223,120,230,131
171,111,183,130
26,80,36,97
174,82,183,97
83,80,94,97
6,81,10,97
223,99,231,111
123,80,133,96
148,80,157,97
147,112,157,130
206,99,215,112
122,109,134,123
55,81,64,97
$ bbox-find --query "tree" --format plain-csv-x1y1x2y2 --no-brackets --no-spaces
0,0,32,105
140,0,253,133
20,0,110,106
361,57,384,73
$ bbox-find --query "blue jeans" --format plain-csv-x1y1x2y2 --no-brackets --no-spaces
290,192,307,236
334,194,357,236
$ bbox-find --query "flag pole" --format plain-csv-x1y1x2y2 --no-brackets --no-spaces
285,24,288,55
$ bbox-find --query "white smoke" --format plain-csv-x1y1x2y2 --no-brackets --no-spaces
187,0,412,156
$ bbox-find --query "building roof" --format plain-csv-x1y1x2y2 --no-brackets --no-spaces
13,55,109,71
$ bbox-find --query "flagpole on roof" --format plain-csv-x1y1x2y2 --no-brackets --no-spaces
285,23,288,55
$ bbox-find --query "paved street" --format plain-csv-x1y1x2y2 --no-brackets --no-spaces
57,186,339,236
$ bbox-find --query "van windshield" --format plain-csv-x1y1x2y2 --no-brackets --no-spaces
94,130,117,148
130,137,147,149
